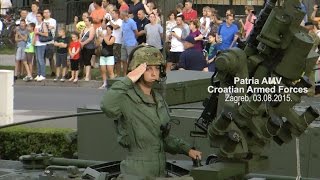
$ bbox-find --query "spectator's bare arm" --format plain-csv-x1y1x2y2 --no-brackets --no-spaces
216,29,221,43
36,23,48,37
32,33,36,45
54,40,60,47
229,33,240,48
104,36,115,45
171,31,181,40
68,47,73,56
60,41,68,48
15,32,21,42
311,5,320,22
214,15,223,25
143,3,152,15
110,21,120,30
73,16,79,32
81,27,95,46
194,34,203,41
137,30,146,37
134,29,139,37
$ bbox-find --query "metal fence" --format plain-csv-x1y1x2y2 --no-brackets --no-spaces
194,0,264,5
8,0,266,25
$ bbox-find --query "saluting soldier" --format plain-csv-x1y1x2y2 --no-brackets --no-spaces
101,45,202,179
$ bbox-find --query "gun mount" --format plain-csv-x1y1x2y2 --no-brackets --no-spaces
191,0,320,179
1,0,320,179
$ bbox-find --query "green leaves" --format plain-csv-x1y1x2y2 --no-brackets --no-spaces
0,127,77,160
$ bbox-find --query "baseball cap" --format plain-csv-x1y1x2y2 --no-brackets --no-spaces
183,35,195,44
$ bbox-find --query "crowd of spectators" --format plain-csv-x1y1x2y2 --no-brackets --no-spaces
9,0,268,89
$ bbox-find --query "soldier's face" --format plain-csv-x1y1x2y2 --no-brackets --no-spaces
143,65,160,83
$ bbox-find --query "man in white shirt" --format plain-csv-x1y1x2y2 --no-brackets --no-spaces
26,1,39,24
167,15,189,71
43,8,57,77
109,9,123,77
16,9,28,26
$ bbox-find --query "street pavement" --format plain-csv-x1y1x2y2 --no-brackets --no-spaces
0,54,51,66
14,86,105,111
11,86,106,129
0,54,16,66
0,54,105,129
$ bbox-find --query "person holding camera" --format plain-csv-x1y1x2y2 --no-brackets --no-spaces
100,45,202,179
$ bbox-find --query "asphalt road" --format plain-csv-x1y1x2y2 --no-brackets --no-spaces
14,86,106,112
11,86,106,128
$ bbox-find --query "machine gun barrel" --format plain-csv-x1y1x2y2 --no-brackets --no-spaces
49,158,106,168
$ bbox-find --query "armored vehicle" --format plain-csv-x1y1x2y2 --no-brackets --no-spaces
1,0,320,179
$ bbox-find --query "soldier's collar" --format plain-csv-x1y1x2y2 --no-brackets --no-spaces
133,84,157,104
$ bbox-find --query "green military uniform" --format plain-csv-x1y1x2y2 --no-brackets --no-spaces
100,46,192,179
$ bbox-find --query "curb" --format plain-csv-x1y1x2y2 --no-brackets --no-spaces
14,79,104,88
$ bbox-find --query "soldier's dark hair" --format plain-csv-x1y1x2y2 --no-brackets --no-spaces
20,19,26,23
93,0,103,7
